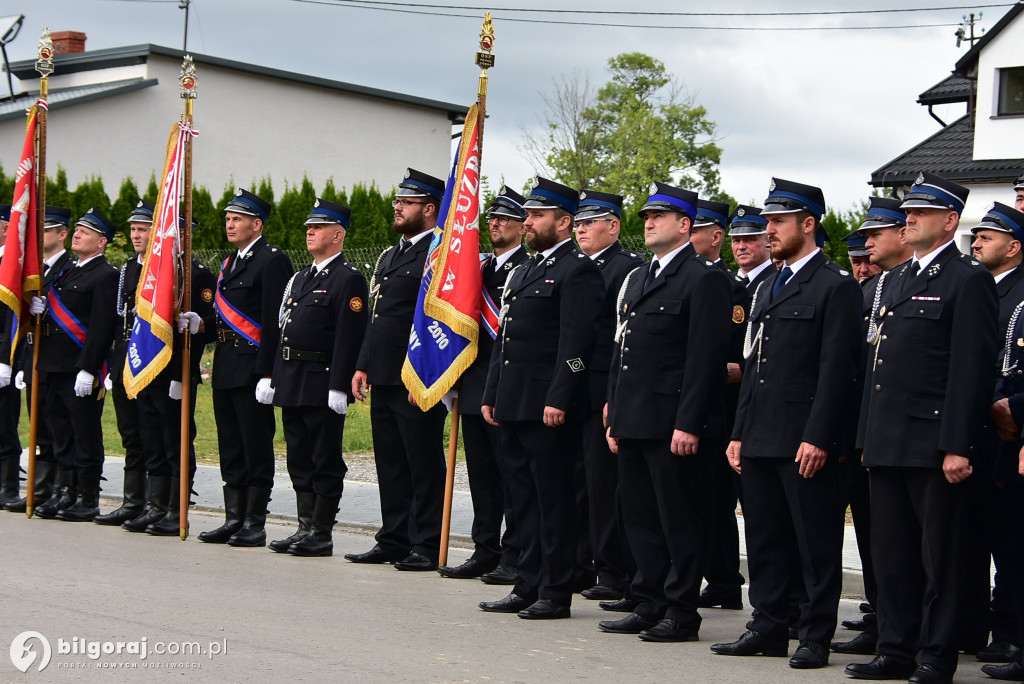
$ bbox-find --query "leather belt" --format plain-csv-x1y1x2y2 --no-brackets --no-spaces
40,324,65,337
281,346,329,363
216,329,256,346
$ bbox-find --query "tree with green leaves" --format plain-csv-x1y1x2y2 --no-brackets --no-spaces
522,52,723,211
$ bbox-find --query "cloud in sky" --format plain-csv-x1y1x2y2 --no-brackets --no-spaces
4,0,987,210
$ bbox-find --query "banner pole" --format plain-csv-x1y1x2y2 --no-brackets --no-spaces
178,55,197,540
27,29,54,518
438,12,495,567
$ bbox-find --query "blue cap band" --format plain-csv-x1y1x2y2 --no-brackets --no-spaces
644,193,696,220
697,208,729,226
577,198,622,218
767,190,825,218
527,187,578,213
227,195,269,221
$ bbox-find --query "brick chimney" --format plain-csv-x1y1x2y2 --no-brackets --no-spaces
51,31,87,55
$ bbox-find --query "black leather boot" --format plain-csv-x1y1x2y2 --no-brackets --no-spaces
288,495,341,557
146,477,189,536
95,469,146,525
122,475,171,532
57,483,101,522
34,467,76,519
198,486,247,543
6,460,54,513
269,491,315,553
227,487,272,547
0,456,22,507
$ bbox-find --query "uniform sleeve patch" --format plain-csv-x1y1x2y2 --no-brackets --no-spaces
201,288,213,302
732,304,745,325
567,358,585,373
349,297,364,312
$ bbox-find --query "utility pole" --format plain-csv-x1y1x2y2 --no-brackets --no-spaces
179,0,190,52
955,11,983,48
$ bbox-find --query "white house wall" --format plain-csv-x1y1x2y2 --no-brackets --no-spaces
972,15,1024,161
954,181,1016,252
0,53,452,205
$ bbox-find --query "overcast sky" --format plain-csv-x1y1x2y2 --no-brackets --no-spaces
1,0,1000,211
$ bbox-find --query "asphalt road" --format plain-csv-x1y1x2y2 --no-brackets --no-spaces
0,512,996,683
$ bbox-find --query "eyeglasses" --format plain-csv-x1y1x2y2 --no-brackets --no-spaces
574,218,612,232
392,198,428,208
488,216,511,227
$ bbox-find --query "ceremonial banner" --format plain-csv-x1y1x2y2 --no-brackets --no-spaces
402,103,483,409
0,102,42,363
123,121,191,398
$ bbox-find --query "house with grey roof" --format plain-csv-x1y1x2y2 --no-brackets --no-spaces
0,39,465,201
871,4,1024,249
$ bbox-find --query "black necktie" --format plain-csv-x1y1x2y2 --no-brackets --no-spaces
740,275,750,289
643,259,660,294
770,265,793,302
909,261,920,277
230,254,241,274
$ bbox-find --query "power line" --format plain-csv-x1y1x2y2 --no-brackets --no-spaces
289,0,1014,17
287,0,969,29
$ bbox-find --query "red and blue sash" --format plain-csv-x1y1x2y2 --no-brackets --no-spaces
215,257,262,346
48,283,109,378
480,258,500,340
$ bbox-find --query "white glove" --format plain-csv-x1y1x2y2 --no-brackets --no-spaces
29,296,46,316
328,389,348,415
14,370,25,391
177,311,201,334
0,364,11,389
255,377,275,405
169,380,183,400
74,370,95,397
440,387,458,413
103,374,113,391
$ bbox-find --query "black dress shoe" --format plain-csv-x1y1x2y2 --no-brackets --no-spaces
518,599,570,620
581,584,623,601
860,602,875,614
480,562,518,585
908,663,952,684
698,587,743,610
845,655,916,680
710,630,788,657
598,613,658,634
638,618,699,643
843,617,872,631
830,631,878,655
979,641,1023,663
394,552,437,572
438,558,493,579
981,661,1024,681
599,598,638,613
479,593,533,613
790,641,829,669
344,544,408,564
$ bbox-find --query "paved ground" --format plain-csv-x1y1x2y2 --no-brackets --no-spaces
0,511,997,683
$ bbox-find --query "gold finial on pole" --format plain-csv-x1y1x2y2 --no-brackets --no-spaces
36,27,54,80
475,12,495,99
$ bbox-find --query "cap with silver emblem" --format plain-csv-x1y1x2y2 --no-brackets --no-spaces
127,199,155,224
899,171,969,215
304,197,351,229
575,189,623,221
728,205,767,236
486,185,527,221
225,188,272,222
396,168,445,202
638,182,698,221
522,177,579,214
76,207,117,241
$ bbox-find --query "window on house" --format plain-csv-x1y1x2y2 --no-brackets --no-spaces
998,67,1024,116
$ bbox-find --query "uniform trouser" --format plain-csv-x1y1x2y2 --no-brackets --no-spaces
0,378,22,461
136,379,198,478
44,371,105,488
502,419,580,605
369,384,446,559
282,405,347,499
24,365,56,462
703,440,744,595
960,458,995,649
870,466,967,672
998,473,1024,655
212,385,276,490
840,452,878,614
462,413,518,567
582,409,632,593
111,375,145,471
618,437,710,630
743,455,843,646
